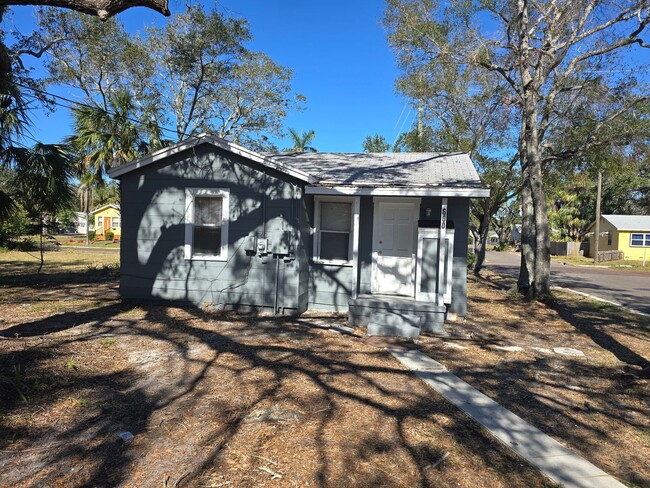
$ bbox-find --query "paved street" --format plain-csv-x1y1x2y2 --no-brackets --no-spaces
484,251,650,315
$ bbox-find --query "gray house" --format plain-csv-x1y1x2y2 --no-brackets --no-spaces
108,134,488,336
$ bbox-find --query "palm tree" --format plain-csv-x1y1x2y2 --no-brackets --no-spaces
69,90,143,181
9,142,75,272
287,129,317,153
76,169,96,245
0,81,28,220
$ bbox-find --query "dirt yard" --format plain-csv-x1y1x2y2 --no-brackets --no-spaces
0,250,648,487
418,271,650,488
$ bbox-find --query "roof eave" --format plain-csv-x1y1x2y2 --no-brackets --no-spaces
304,186,490,198
89,203,120,214
107,133,317,184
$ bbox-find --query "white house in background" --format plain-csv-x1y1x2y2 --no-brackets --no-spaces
73,212,87,234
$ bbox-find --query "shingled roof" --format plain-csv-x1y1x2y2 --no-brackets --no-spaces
265,152,482,188
108,134,489,197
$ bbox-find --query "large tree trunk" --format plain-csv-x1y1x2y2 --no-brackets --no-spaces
515,0,552,299
530,154,551,298
518,175,534,295
522,90,551,299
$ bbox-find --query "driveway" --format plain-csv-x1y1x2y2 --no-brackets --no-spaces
484,250,650,315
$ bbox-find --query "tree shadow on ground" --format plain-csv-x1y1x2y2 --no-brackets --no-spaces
549,298,650,370
0,297,549,488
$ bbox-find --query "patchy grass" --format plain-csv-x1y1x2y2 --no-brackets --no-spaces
553,253,650,271
0,249,119,284
418,271,650,488
53,234,121,248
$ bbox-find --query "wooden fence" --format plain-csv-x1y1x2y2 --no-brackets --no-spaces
550,241,586,256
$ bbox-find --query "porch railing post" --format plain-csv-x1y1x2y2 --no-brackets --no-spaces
437,198,448,305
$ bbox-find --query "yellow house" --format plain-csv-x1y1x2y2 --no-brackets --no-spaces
91,203,121,240
586,214,650,260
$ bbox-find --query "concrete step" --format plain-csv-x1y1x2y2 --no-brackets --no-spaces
349,295,446,334
366,311,421,339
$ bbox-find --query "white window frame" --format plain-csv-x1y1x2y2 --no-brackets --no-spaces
313,196,355,265
184,188,230,261
630,233,650,247
112,217,121,229
97,216,103,231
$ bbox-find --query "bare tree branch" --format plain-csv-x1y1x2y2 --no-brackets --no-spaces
1,0,169,20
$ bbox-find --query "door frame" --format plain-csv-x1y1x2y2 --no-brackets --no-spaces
371,197,421,296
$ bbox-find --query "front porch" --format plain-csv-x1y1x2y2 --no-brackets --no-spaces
305,190,474,337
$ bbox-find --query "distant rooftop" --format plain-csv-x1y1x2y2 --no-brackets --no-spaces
266,152,483,188
602,214,650,231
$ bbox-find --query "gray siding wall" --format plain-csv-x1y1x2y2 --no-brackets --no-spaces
303,195,354,312
296,188,311,313
358,197,374,295
119,145,303,311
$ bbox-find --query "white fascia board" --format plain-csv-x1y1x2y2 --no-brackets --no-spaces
107,133,317,184
107,134,206,178
304,186,490,198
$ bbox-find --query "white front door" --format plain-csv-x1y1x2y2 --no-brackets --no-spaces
372,199,419,296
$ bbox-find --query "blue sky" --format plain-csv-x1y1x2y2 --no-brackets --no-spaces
6,0,413,153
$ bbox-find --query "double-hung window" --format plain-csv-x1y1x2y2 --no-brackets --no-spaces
313,197,353,264
185,188,230,260
630,233,650,247
112,217,121,229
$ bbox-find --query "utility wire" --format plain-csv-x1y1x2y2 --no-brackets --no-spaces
12,81,181,141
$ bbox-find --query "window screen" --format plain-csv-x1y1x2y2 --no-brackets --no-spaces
193,196,222,256
318,201,351,261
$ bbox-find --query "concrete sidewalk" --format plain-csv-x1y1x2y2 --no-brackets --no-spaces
389,348,626,488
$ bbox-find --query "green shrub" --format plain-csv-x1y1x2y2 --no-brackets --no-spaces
105,231,114,241
494,242,509,252
467,251,476,269
88,231,96,241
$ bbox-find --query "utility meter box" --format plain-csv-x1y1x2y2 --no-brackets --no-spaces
256,238,269,255
243,235,257,253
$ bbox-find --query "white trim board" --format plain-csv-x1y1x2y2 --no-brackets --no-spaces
305,186,490,198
